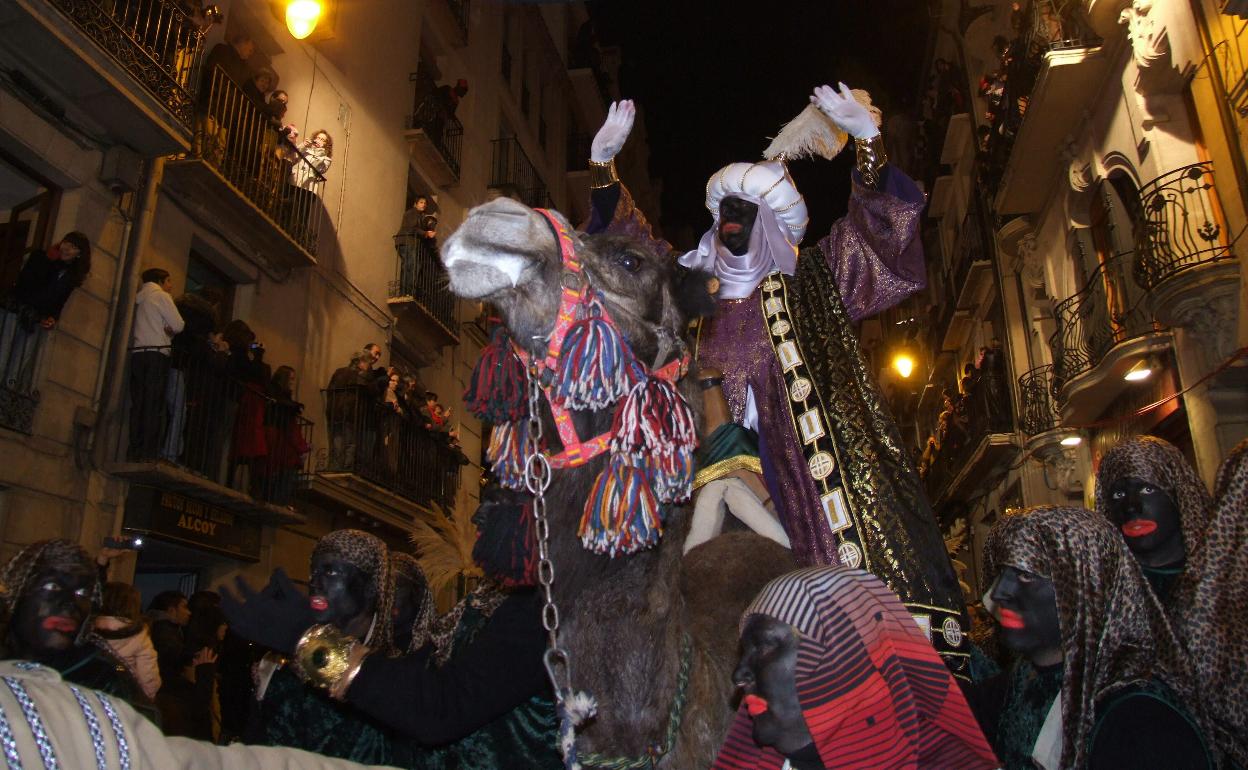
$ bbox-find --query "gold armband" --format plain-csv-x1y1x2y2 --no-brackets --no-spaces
588,158,620,189
294,624,358,690
853,133,888,190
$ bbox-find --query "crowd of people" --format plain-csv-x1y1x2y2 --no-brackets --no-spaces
918,338,1011,480
128,268,310,505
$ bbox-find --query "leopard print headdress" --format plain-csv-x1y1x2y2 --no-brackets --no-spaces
0,540,102,652
312,529,394,655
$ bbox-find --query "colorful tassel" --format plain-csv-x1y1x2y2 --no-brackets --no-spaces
486,420,528,490
464,325,528,423
608,377,698,503
579,456,663,556
552,297,643,410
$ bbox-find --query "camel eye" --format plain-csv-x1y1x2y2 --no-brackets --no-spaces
614,252,641,273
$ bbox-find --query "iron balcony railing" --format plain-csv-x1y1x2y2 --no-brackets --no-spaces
1018,363,1061,436
406,96,464,179
1049,249,1155,388
566,133,591,172
319,387,462,510
981,0,1101,196
1134,161,1235,289
391,233,456,334
115,346,314,507
48,0,206,127
0,304,46,434
194,65,326,255
490,137,549,208
921,347,1015,499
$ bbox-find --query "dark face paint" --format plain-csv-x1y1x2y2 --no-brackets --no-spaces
391,571,428,652
308,556,373,631
991,565,1063,666
1106,477,1184,567
733,614,815,758
718,196,758,256
11,564,95,658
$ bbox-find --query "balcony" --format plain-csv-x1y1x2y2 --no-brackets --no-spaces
940,195,997,353
106,347,312,524
1018,364,1061,436
983,0,1106,215
163,66,323,268
0,0,205,155
0,304,46,434
389,233,458,366
1048,248,1170,422
404,95,463,187
567,43,617,126
490,137,550,208
304,387,464,530
921,351,1017,504
1134,162,1236,290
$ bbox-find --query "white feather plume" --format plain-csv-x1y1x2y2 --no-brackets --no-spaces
763,89,881,162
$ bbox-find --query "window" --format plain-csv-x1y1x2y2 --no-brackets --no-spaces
186,251,236,324
0,152,58,295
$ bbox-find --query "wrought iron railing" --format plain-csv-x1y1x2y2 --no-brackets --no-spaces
566,133,591,172
1048,249,1154,387
193,66,325,255
1133,161,1235,289
490,137,549,208
113,346,314,506
319,387,463,510
0,304,45,434
981,0,1101,195
391,233,457,335
950,193,992,295
406,96,464,179
47,0,206,127
921,346,1015,499
1018,363,1061,436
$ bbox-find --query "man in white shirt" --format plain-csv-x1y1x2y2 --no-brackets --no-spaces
128,268,184,460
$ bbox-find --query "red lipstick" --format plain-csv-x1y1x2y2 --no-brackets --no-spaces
997,608,1025,629
1122,519,1158,538
721,222,743,235
743,694,769,716
41,616,78,633
309,596,329,611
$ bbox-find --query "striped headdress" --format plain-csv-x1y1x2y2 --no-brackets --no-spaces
712,567,997,770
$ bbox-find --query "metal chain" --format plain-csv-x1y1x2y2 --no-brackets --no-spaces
522,361,579,767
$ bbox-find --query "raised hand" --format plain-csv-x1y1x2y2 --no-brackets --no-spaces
811,82,879,140
590,100,636,163
219,567,313,655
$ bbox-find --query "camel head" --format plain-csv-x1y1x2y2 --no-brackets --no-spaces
442,196,714,367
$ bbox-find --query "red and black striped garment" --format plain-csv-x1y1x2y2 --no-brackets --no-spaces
713,567,998,770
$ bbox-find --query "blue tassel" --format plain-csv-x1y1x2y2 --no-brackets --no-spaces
580,456,663,557
553,299,642,410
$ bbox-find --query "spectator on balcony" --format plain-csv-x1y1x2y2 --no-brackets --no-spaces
326,350,374,468
267,89,289,123
8,231,91,332
253,66,278,104
129,268,185,461
434,79,469,118
94,582,162,702
163,289,220,462
202,30,259,104
258,365,309,506
400,195,439,242
291,129,332,192
420,391,449,434
221,322,270,495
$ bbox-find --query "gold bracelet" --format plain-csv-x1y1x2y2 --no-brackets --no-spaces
853,133,888,189
588,158,619,189
293,624,357,690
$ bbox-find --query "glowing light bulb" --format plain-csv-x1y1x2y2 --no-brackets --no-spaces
286,0,322,39
892,353,915,379
1060,435,1082,447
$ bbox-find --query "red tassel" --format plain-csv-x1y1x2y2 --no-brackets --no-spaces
608,378,697,503
465,325,528,423
580,456,663,556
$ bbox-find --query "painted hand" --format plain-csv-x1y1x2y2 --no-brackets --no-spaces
590,100,636,163
811,82,879,139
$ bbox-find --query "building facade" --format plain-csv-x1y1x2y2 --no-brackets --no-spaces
883,0,1247,595
0,0,658,599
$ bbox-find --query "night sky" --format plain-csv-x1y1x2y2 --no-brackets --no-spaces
589,0,931,249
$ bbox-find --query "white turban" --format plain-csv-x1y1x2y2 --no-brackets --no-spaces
677,161,809,299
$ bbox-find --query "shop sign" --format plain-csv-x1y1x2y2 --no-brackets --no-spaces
123,486,262,561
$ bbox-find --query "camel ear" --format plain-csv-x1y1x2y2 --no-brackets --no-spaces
671,267,717,324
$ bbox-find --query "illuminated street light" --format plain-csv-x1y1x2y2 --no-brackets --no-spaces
892,353,916,379
286,0,322,39
1123,356,1157,382
1060,435,1083,447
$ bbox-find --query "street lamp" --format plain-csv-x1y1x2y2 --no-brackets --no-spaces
286,0,323,39
892,352,916,379
1123,355,1159,382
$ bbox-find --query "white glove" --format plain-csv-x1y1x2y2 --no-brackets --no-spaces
590,100,636,163
811,82,880,139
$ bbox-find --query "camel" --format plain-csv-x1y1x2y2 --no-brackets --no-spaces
442,196,796,768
